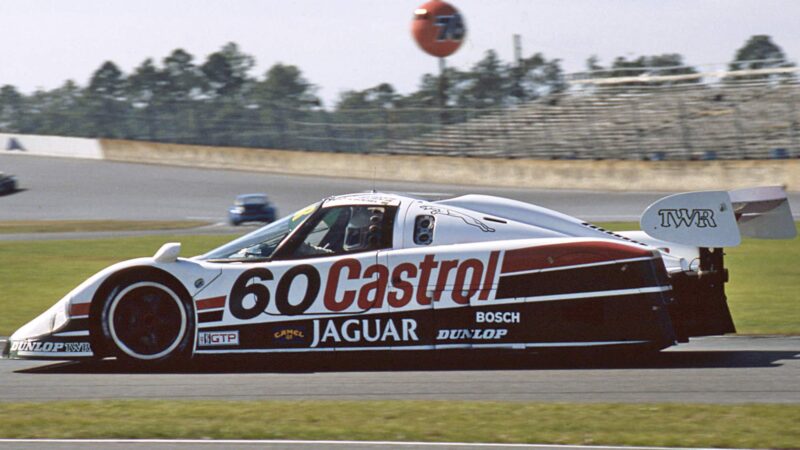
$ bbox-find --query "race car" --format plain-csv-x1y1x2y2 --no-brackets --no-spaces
2,187,795,364
228,193,277,226
0,172,17,195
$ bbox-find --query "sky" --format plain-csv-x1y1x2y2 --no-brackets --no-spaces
0,0,797,107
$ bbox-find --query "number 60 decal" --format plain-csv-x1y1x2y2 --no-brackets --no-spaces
229,266,320,320
229,268,273,320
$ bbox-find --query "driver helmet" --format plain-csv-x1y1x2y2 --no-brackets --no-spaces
343,207,384,251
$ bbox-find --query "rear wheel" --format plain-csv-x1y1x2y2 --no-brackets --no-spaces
100,275,194,365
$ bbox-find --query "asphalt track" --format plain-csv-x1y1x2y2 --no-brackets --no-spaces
1,336,798,403
11,152,798,224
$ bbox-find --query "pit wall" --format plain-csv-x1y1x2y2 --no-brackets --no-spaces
2,133,798,192
99,138,800,192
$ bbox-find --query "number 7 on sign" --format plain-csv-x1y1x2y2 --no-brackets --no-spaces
434,13,465,41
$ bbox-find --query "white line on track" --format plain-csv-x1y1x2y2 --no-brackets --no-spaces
0,439,742,450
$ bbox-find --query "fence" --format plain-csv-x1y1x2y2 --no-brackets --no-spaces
268,64,800,160
382,80,800,160
2,63,798,160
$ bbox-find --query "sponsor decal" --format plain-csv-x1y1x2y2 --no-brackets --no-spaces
10,340,91,353
476,311,520,324
198,331,239,346
657,209,717,228
326,194,401,206
195,296,226,311
227,251,501,319
311,318,419,348
68,302,91,317
436,329,508,340
325,252,500,311
273,327,306,342
420,205,495,232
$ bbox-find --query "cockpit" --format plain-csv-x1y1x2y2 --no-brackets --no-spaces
199,199,396,262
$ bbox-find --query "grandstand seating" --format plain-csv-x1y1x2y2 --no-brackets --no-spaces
382,77,800,160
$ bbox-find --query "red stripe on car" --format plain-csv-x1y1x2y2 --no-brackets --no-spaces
195,296,226,310
478,251,499,300
501,241,654,274
69,302,90,316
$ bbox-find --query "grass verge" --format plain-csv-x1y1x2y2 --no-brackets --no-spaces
725,228,800,334
0,401,797,448
0,220,210,234
0,234,232,335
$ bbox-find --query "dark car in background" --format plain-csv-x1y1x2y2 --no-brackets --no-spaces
228,193,277,226
0,172,17,195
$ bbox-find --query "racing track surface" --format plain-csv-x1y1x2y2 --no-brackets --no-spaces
1,336,798,403
9,153,800,225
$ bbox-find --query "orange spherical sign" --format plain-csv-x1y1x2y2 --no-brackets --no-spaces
411,1,466,58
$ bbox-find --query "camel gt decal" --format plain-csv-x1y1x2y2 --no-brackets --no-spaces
273,327,306,342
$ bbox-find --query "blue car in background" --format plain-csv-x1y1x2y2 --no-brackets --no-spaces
0,172,17,195
228,193,277,226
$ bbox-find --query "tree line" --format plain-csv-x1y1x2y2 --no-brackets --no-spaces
0,35,793,152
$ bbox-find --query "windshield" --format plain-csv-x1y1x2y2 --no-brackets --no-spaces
199,202,320,261
236,195,268,206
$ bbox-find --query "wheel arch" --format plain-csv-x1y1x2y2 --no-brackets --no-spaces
89,266,195,359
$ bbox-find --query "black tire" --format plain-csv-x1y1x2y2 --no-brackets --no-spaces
98,272,195,365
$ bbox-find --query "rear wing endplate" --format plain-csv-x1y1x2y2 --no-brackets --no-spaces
640,186,796,248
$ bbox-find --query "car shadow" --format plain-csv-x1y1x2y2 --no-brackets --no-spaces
17,349,800,374
0,187,25,197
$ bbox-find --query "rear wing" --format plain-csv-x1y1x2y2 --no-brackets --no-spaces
640,186,796,248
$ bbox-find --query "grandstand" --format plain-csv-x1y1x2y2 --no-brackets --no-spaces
3,61,796,161
379,67,800,160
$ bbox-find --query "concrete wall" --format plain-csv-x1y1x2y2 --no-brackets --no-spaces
101,138,800,192
2,133,797,192
0,133,103,160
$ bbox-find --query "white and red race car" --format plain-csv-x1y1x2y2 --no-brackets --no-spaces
3,188,795,364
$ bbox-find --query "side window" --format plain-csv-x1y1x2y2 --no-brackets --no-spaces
288,205,395,258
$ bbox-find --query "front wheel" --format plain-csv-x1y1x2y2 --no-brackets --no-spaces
99,275,195,365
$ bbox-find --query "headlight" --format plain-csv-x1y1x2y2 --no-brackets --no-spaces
10,296,71,340
52,299,69,332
